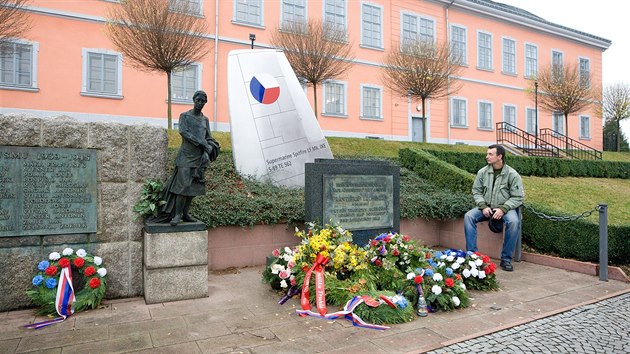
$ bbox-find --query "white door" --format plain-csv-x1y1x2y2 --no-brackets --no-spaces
412,117,425,142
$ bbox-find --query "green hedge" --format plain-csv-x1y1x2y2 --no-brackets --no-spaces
424,149,630,179
399,148,474,194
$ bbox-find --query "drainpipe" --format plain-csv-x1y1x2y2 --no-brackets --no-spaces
446,0,455,144
213,0,219,130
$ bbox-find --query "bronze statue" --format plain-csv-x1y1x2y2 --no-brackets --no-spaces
153,90,220,226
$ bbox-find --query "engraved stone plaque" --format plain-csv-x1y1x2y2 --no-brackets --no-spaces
323,175,393,231
0,146,97,237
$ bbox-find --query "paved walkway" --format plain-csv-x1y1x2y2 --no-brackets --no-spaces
1,261,629,353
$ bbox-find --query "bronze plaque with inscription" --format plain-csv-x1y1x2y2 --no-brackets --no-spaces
323,175,393,230
0,146,97,237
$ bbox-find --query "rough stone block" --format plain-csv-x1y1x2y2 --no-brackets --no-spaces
144,230,208,269
0,114,42,146
42,233,89,246
0,236,41,248
128,182,144,242
129,241,143,296
41,116,88,148
129,125,168,182
143,265,208,304
0,246,41,311
96,182,130,243
88,121,129,182
92,241,132,299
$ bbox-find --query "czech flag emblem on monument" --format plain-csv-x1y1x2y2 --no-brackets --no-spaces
227,49,333,187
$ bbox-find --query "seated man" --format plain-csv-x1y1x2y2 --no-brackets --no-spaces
464,144,524,271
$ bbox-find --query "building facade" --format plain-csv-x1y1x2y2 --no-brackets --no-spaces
0,0,610,148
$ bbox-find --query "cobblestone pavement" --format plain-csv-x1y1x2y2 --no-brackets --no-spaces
427,292,630,354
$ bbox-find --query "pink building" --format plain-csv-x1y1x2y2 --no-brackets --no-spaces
0,0,610,149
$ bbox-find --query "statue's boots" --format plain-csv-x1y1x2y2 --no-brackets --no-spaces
170,195,186,226
182,196,198,222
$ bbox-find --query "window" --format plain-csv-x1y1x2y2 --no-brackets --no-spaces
502,37,516,75
281,0,306,29
503,104,517,130
478,101,493,129
477,31,492,70
451,98,467,127
171,64,201,102
0,40,38,89
361,3,382,49
580,115,590,139
526,108,537,134
324,0,346,33
360,85,382,119
579,57,590,88
323,81,346,116
81,48,122,98
552,50,563,68
552,112,564,135
169,0,202,15
234,0,263,26
401,13,434,47
525,43,538,78
450,25,467,64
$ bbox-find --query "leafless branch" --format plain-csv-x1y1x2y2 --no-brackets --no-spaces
0,0,31,43
601,82,630,151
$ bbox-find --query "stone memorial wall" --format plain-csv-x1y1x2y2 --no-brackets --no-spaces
0,114,167,312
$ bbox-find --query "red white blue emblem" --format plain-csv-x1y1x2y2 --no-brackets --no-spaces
250,73,280,104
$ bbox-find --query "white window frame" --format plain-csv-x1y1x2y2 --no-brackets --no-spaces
477,100,493,130
552,49,564,68
450,97,468,128
360,2,383,50
81,48,123,99
170,63,202,103
524,42,538,79
360,84,383,120
323,0,347,34
0,39,39,91
322,80,347,117
233,0,264,27
525,107,537,134
281,0,306,29
477,30,493,71
580,115,591,139
552,111,565,135
450,24,467,65
400,11,436,49
169,0,203,15
503,104,517,130
579,56,591,88
501,36,516,75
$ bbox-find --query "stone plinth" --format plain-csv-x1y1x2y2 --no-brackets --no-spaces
143,226,208,304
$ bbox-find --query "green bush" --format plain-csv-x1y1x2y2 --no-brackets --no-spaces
399,148,474,194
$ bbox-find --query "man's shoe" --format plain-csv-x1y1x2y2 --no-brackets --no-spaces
169,215,182,226
500,260,514,272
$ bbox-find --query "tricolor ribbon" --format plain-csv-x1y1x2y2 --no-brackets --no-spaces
25,266,76,329
296,296,390,330
300,253,329,315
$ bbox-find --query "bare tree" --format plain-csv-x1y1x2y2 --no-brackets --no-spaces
0,0,31,43
105,0,210,129
600,82,630,151
531,63,597,147
270,19,354,118
382,39,463,137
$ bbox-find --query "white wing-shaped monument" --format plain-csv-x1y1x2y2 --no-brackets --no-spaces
227,49,334,187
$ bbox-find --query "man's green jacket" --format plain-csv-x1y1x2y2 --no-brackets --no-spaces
472,163,524,212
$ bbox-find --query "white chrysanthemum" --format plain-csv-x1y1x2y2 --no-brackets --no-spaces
295,226,300,232
97,268,107,277
62,248,73,256
478,270,486,279
468,260,477,269
433,273,444,282
284,246,292,254
475,259,483,267
76,249,87,258
446,255,454,262
440,254,447,260
460,283,467,290
280,280,288,288
94,256,103,266
407,272,416,280
437,261,446,268
457,257,466,264
49,252,61,261
462,269,471,278
470,254,478,259
451,262,460,270
452,296,461,307
471,268,479,277
431,285,442,295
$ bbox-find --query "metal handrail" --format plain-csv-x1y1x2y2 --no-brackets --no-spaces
495,122,560,158
539,128,602,160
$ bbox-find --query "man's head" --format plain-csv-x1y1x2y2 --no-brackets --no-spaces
192,90,208,111
486,144,505,167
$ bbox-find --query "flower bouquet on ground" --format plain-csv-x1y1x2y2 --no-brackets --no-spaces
417,265,470,312
459,251,499,291
262,246,298,290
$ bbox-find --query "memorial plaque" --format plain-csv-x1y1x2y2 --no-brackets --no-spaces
0,146,97,237
323,175,393,230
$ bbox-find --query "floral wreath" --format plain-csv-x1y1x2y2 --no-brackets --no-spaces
26,248,107,316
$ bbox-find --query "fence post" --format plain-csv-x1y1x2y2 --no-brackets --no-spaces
599,203,608,282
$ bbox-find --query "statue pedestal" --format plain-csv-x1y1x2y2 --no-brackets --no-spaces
143,222,208,304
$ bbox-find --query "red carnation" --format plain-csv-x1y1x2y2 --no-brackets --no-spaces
383,236,392,243
45,265,58,276
84,266,96,277
474,251,481,256
414,275,423,284
392,249,400,256
58,258,70,268
455,274,462,281
403,235,410,242
374,259,383,267
486,263,497,275
89,277,101,289
445,278,455,288
482,255,491,263
73,257,85,268
425,252,432,259
371,240,379,247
